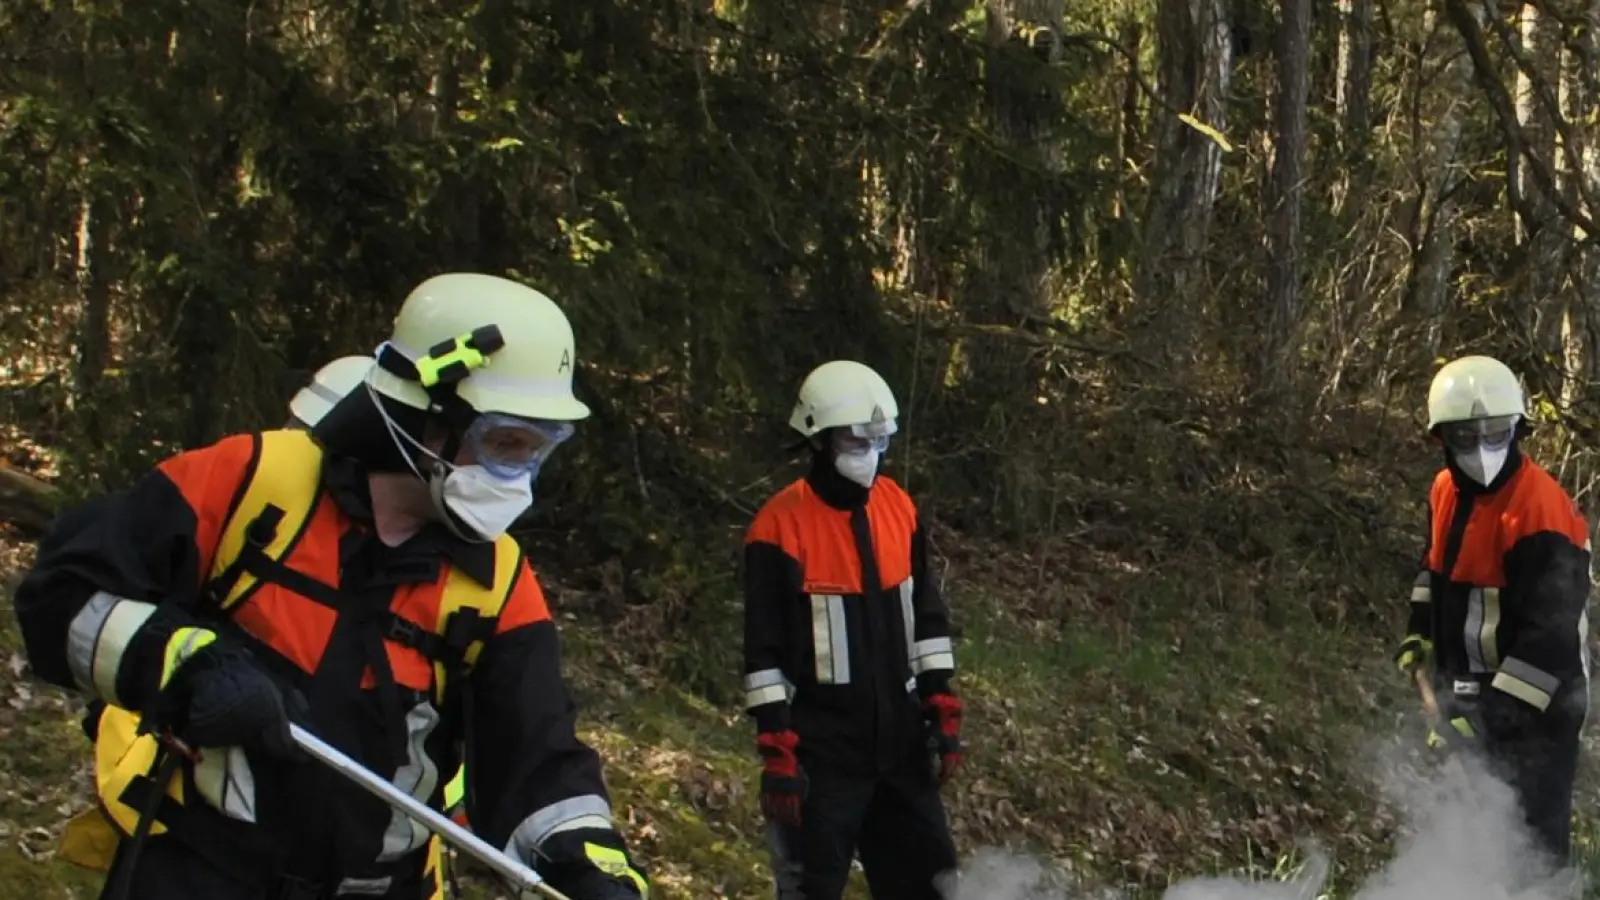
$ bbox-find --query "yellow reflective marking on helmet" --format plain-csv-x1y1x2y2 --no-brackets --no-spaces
415,326,505,388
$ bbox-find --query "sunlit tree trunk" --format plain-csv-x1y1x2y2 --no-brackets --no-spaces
1136,0,1233,365
1401,4,1480,377
1513,2,1565,359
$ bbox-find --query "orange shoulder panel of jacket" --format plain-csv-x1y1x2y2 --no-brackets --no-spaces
1428,469,1453,505
154,432,261,581
1505,461,1590,549
494,556,552,635
872,475,916,513
744,478,809,546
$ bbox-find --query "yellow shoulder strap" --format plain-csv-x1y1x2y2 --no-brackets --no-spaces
208,429,325,610
431,535,522,698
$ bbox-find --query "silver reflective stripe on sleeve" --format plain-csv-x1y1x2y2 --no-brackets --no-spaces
504,794,615,862
1463,587,1501,674
809,594,850,684
1411,571,1431,604
911,637,955,675
66,592,158,706
1492,656,1563,712
334,877,393,896
378,701,443,862
742,668,793,709
898,579,916,660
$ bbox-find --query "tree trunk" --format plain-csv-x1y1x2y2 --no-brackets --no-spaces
1261,0,1312,389
1400,4,1480,380
73,183,112,448
1562,0,1600,408
1135,0,1233,366
1513,2,1566,359
1335,0,1373,146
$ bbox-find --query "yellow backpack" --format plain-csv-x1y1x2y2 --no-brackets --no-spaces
61,429,516,888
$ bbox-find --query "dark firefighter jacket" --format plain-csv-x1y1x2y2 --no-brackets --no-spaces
741,458,955,773
14,429,632,898
1407,452,1593,733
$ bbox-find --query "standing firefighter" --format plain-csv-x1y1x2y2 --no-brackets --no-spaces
1396,354,1592,871
16,273,648,900
741,360,961,900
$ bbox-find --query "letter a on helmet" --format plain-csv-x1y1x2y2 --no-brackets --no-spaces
368,273,591,422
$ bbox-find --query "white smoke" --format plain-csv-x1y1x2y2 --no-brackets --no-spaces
939,748,1582,900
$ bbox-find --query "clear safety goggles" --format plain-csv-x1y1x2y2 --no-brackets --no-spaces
1437,415,1518,453
832,418,897,455
465,413,575,480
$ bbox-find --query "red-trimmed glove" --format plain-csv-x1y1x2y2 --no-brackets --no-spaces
756,730,806,827
923,693,963,786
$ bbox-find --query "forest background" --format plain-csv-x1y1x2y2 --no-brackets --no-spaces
4,0,1600,896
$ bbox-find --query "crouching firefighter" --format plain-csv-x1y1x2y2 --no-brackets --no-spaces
16,272,649,900
286,355,378,430
741,360,962,900
1395,354,1592,873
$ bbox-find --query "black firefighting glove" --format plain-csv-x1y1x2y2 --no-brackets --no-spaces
756,729,806,827
146,628,306,762
536,828,649,900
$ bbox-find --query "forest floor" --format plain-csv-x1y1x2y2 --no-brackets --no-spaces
2,419,1599,900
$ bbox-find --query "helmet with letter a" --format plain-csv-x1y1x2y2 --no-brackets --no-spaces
314,273,588,491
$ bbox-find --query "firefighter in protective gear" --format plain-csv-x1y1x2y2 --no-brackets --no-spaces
742,360,961,900
15,272,648,900
286,356,376,429
1396,354,1591,871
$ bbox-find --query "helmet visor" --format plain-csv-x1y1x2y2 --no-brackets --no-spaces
847,417,897,440
465,413,574,479
1437,415,1518,453
833,430,890,456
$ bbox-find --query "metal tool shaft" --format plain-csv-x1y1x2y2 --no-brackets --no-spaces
289,723,573,900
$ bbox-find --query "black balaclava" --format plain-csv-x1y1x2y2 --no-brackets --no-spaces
804,429,871,510
311,384,432,474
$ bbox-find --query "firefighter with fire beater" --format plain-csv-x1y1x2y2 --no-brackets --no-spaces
16,273,648,900
1396,354,1591,871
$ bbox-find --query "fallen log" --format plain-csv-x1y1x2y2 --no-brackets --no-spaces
0,465,59,535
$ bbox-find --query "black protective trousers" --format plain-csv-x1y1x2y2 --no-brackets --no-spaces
765,765,958,900
1482,712,1584,872
98,834,438,900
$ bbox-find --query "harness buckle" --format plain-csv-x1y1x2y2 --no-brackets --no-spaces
386,617,425,649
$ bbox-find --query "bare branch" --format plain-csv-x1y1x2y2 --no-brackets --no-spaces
1442,0,1600,242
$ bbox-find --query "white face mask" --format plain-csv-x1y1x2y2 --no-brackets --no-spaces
1454,445,1510,487
429,464,533,542
834,448,881,488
